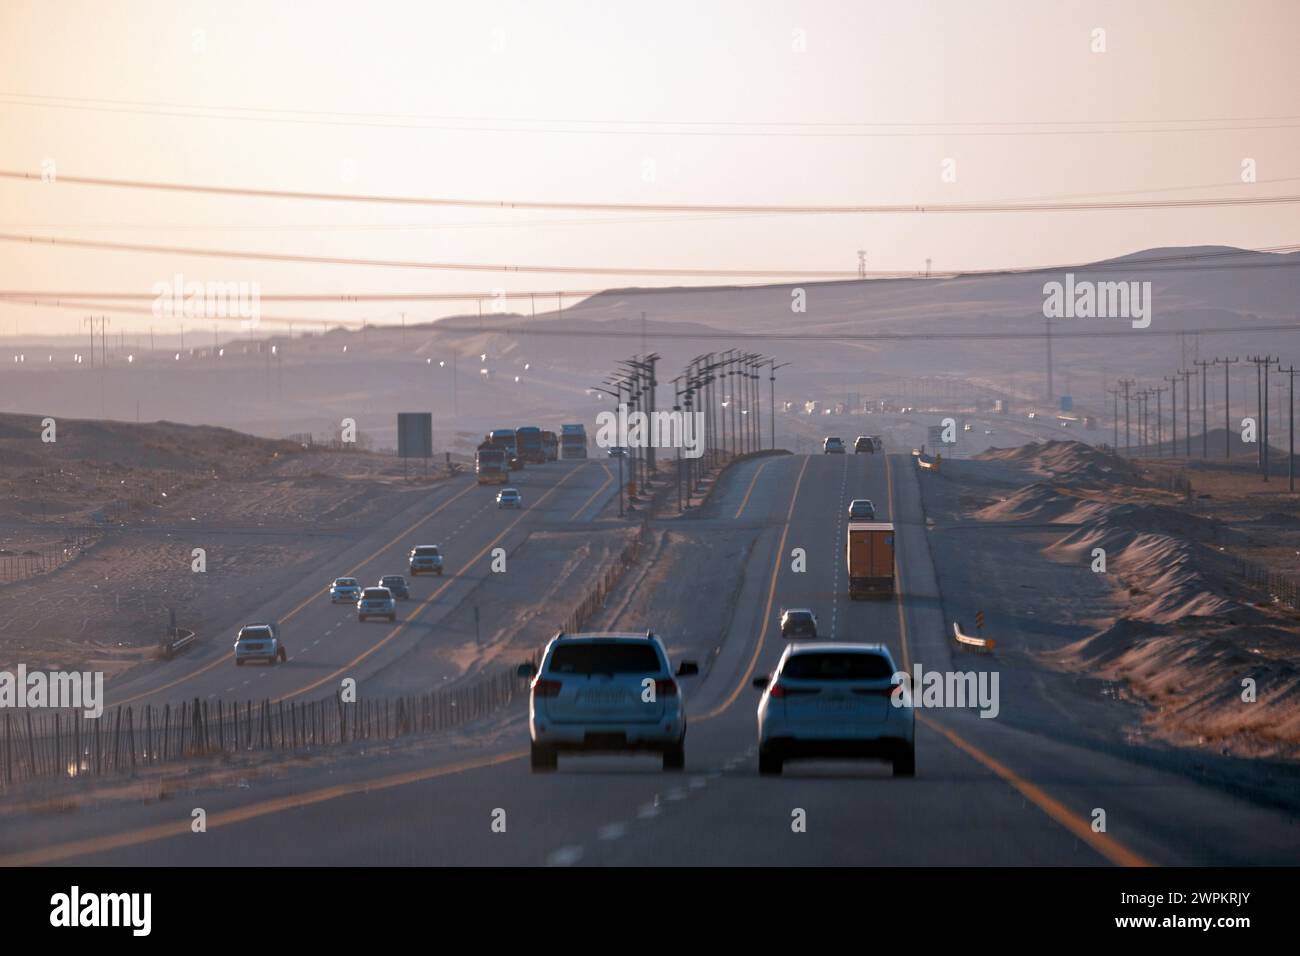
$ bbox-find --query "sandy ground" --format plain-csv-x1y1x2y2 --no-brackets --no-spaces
0,412,450,677
918,439,1300,771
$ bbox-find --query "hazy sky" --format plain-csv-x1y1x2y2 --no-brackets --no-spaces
1,0,1297,335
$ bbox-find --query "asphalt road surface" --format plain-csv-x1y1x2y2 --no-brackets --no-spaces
7,453,1300,866
105,457,618,709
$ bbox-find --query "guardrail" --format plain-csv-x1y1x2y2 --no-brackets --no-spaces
158,628,197,660
952,621,995,653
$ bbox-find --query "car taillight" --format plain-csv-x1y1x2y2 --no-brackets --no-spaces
769,684,816,698
532,678,562,698
655,679,678,698
768,683,788,699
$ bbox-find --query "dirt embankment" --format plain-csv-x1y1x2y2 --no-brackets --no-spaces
971,440,1300,759
0,413,447,677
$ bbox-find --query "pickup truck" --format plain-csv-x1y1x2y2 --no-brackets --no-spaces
235,622,287,666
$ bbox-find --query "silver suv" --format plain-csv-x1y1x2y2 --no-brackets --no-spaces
408,545,443,576
357,586,396,622
234,623,286,666
518,631,699,772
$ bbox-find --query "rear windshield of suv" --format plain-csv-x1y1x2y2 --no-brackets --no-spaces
549,642,662,675
413,547,439,556
362,588,389,598
239,628,272,641
785,612,813,622
782,652,893,681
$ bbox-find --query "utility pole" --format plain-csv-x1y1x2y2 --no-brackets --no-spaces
1279,365,1298,492
1217,357,1239,460
1194,358,1214,457
1247,356,1278,477
1177,368,1193,457
1106,387,1120,450
770,360,789,450
1152,386,1167,456
1045,315,1054,406
1119,379,1135,454
1164,375,1181,457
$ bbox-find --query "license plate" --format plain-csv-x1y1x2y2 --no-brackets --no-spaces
578,691,629,706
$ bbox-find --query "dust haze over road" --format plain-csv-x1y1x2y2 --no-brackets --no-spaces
3,9,1300,937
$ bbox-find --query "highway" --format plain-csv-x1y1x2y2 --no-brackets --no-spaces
5,452,1300,866
104,457,618,709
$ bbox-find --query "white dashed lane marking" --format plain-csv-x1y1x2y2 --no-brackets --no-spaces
546,845,584,867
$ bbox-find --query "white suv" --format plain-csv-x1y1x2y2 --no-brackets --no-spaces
518,631,699,772
754,642,914,777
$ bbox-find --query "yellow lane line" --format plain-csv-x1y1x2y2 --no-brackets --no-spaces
275,462,590,702
700,455,809,720
0,749,525,867
733,458,773,519
570,462,614,520
114,478,479,707
888,453,1151,868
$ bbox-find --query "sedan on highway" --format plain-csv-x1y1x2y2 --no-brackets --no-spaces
779,608,819,639
329,577,361,603
497,487,522,509
754,642,914,777
518,631,699,772
378,574,410,600
848,498,876,521
408,544,443,576
357,586,396,623
823,436,846,454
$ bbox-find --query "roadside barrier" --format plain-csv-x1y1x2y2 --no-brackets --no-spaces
158,628,197,660
952,620,995,653
0,665,530,789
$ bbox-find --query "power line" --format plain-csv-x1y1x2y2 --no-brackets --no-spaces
2,232,1298,286
7,295,1300,343
4,170,1300,215
6,92,1300,137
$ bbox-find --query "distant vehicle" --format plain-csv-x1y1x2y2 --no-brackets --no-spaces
378,574,410,600
475,443,509,484
754,643,914,776
848,498,876,521
541,430,559,461
497,487,522,509
963,423,973,432
606,446,628,458
408,545,443,576
779,608,818,639
329,577,361,603
984,429,993,435
823,437,846,454
1060,420,1071,428
517,631,699,772
854,436,874,454
234,622,286,666
357,586,396,623
560,423,588,460
486,429,523,470
847,521,895,599
515,426,546,464
871,435,883,452
1027,412,1037,420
